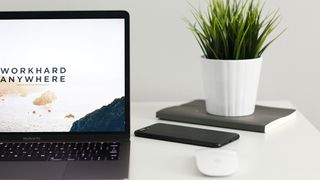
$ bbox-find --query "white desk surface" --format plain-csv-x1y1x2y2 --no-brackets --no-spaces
129,101,320,180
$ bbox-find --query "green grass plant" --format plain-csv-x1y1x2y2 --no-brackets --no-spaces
186,0,286,59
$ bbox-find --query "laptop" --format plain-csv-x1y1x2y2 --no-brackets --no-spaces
0,11,130,180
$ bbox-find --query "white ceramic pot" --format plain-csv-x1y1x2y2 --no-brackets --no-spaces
202,57,263,116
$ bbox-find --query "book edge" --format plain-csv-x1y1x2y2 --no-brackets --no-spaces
157,111,265,133
265,111,296,133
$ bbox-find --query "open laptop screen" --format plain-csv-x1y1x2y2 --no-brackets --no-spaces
0,18,125,133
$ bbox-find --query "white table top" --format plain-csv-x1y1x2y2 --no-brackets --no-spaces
129,101,320,180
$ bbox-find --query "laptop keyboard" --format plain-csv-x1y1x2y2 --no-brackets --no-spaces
0,142,119,161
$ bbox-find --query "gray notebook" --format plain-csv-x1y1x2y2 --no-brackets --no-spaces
156,100,296,133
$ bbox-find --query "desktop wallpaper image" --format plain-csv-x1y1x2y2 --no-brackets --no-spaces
0,19,125,132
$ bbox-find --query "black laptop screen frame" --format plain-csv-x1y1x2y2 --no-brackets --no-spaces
0,11,130,141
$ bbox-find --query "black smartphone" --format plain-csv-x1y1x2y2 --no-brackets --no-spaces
134,123,239,148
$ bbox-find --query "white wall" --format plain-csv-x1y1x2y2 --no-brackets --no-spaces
0,0,319,131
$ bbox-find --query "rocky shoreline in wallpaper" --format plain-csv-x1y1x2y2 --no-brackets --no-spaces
70,97,125,132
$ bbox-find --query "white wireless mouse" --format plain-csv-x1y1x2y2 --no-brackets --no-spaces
195,148,238,176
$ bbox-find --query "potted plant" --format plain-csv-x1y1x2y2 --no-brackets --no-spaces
186,0,285,116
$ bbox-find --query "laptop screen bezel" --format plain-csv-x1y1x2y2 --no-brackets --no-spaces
0,11,130,141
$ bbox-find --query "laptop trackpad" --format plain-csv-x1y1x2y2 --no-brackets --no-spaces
0,162,67,180
63,161,124,180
